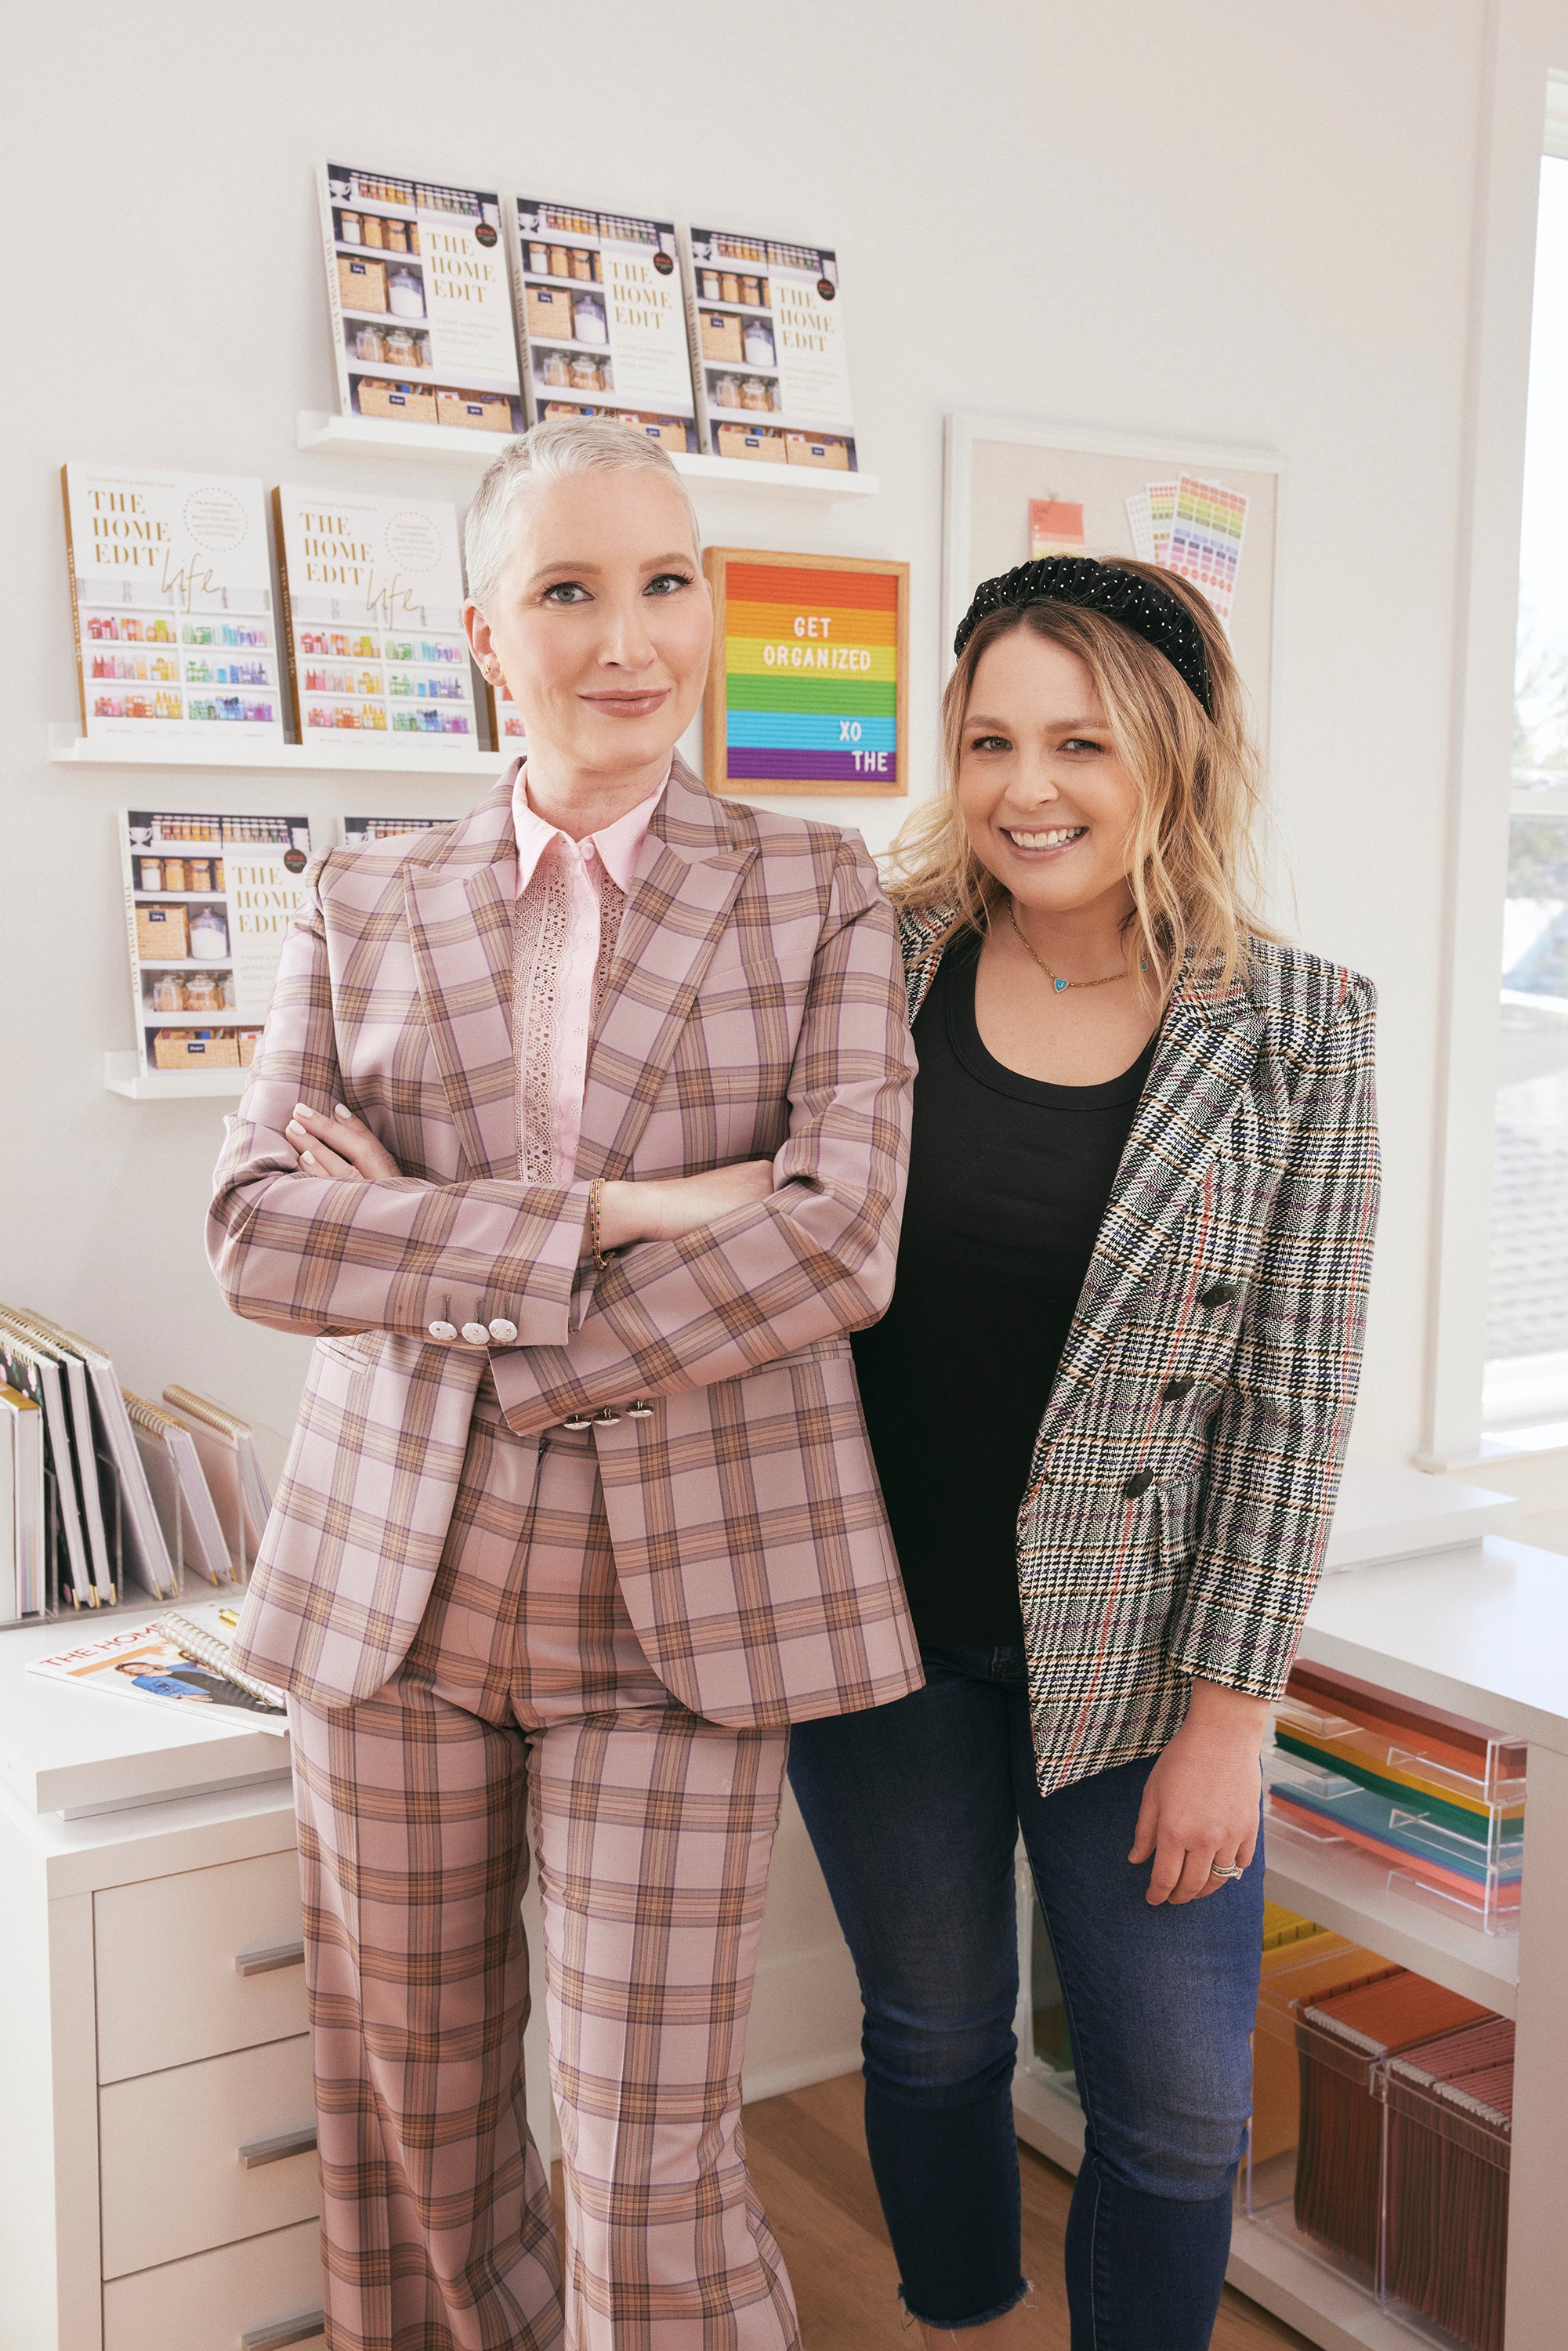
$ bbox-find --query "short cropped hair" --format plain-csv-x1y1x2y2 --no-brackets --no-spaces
463,414,701,611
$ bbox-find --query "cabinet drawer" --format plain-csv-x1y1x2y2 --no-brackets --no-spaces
96,1848,306,2082
100,2034,318,2278
103,2218,322,2351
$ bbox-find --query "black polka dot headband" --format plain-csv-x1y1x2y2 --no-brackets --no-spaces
953,556,1215,718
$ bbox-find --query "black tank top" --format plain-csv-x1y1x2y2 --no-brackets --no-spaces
852,938,1156,1647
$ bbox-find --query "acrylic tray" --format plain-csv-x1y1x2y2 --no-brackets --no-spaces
1266,1740,1524,1931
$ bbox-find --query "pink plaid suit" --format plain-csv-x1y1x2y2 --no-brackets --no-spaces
210,759,920,2350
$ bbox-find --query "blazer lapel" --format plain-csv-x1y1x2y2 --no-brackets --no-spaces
575,757,755,1179
404,770,520,1179
1034,973,1265,1445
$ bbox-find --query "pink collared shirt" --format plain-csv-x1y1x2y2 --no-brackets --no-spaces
509,760,666,1182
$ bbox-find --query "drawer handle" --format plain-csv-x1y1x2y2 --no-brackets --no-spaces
238,2124,318,2169
235,1940,306,1977
241,2314,324,2350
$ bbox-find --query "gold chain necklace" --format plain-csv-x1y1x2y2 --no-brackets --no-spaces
1007,898,1142,992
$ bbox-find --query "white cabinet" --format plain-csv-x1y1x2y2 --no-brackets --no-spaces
0,1619,555,2351
0,1622,323,2351
1012,1531,1568,2351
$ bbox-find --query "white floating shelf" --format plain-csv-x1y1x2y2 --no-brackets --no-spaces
295,410,880,496
104,1051,247,1101
49,723,498,777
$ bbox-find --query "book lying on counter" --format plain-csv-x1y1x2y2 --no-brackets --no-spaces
28,1603,286,1727
118,806,313,1087
319,161,524,440
513,197,696,451
273,486,479,745
61,463,284,746
682,226,856,471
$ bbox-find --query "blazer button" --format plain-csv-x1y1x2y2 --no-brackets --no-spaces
488,1318,519,1344
561,1413,594,1431
594,1407,621,1425
427,1320,458,1342
461,1322,490,1346
627,1400,655,1418
1163,1375,1195,1400
1199,1281,1238,1309
1123,1469,1155,1498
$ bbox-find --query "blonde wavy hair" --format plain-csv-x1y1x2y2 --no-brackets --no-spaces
885,560,1274,1000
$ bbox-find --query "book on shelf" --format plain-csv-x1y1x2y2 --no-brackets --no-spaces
512,198,696,453
483,670,526,751
61,463,284,747
682,228,856,472
319,161,524,440
161,1386,273,1581
0,1306,179,1610
0,1313,111,1610
118,806,313,1086
0,1383,45,1623
339,814,451,846
28,1602,287,1726
273,485,480,748
124,1393,234,1587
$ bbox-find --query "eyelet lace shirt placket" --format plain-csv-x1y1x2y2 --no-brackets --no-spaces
508,764,668,1186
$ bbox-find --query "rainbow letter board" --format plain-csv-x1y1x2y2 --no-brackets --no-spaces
704,548,907,795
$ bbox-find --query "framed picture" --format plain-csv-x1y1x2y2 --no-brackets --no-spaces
701,546,909,796
943,415,1284,756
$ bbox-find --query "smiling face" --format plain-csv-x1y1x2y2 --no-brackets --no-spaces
956,625,1143,926
464,465,712,785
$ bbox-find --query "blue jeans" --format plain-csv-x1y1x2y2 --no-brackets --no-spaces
787,1646,1263,2347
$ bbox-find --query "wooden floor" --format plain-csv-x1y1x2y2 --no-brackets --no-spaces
739,2071,1315,2349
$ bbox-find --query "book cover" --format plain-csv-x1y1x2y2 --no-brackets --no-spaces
28,1604,287,1725
1,1384,45,1619
485,669,526,751
273,485,479,745
119,809,313,1084
16,1308,176,1602
339,814,451,846
512,199,696,453
320,162,523,439
683,230,855,471
61,464,284,745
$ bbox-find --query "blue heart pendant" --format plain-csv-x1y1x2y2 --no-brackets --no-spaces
1054,977,1069,992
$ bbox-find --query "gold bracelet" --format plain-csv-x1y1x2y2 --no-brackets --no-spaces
588,1178,611,1272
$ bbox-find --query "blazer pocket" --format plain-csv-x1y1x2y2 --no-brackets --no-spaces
313,1333,376,1371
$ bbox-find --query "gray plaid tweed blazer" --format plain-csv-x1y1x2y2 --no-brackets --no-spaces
212,760,922,1726
897,905,1382,1794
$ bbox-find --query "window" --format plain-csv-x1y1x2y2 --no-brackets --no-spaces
1486,89,1568,1433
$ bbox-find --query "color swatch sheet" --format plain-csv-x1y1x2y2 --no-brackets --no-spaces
722,560,897,787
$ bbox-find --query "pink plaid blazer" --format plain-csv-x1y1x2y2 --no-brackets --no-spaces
212,759,922,1726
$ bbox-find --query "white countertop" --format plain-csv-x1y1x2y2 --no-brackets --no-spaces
1301,1534,1568,1751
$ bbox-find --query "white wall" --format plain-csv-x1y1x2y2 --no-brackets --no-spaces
0,0,1549,2082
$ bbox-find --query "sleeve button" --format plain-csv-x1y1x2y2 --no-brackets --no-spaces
427,1320,458,1342
1163,1375,1196,1400
1123,1469,1155,1498
460,1322,490,1346
1199,1281,1238,1309
627,1400,655,1418
487,1318,519,1343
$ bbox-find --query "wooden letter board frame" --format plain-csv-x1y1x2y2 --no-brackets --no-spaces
702,545,909,797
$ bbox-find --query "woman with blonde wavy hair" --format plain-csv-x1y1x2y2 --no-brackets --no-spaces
788,557,1382,2349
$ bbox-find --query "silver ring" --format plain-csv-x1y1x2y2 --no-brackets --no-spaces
1208,1861,1246,1882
